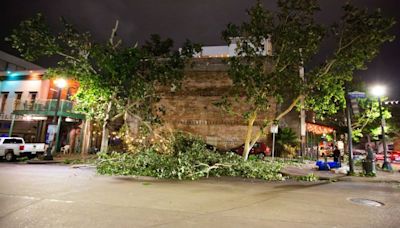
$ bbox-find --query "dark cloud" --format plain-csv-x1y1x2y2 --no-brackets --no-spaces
1,0,399,98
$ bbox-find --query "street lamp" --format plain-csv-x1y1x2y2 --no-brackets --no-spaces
371,85,392,171
54,78,67,89
44,78,67,160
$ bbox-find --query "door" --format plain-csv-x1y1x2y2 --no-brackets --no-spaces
0,139,4,156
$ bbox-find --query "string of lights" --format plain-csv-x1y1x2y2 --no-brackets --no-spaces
383,100,400,105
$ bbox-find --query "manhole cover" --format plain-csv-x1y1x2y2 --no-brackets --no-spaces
349,198,384,207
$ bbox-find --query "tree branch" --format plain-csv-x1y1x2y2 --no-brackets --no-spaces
336,35,362,55
275,95,302,121
109,20,121,49
194,163,233,178
249,129,263,149
56,51,79,61
127,111,153,134
320,59,336,77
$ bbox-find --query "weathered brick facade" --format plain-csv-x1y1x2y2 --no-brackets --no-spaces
158,58,276,150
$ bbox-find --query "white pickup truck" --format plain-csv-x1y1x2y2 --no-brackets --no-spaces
0,137,46,161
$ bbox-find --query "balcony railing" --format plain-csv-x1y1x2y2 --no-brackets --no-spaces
0,113,24,120
14,99,74,113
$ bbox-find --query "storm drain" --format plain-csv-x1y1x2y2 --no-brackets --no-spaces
348,198,384,207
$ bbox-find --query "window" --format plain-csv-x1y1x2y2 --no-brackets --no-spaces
29,92,38,104
51,89,58,99
14,92,23,110
66,88,72,100
3,139,13,144
0,92,8,113
16,66,25,71
0,60,6,71
6,63,16,71
2,139,22,144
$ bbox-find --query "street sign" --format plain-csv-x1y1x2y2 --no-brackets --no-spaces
46,124,57,144
350,99,360,115
348,91,366,99
270,124,279,134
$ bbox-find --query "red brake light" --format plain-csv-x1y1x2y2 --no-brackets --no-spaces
19,145,24,150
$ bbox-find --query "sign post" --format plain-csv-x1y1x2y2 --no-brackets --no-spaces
346,91,366,174
270,124,279,160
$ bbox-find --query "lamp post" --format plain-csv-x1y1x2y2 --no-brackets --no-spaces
44,78,67,160
371,85,392,171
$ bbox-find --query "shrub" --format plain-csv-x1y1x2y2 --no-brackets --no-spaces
281,144,297,158
276,127,299,157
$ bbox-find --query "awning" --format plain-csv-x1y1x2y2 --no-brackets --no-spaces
306,123,334,135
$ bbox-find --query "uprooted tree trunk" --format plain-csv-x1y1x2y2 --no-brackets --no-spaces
242,95,301,161
80,119,92,158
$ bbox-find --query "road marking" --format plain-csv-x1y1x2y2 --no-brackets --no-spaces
0,193,41,201
48,199,74,203
0,193,74,204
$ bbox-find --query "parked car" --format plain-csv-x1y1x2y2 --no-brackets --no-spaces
205,144,219,152
375,152,386,161
231,142,271,159
375,150,400,162
0,137,46,162
391,151,400,162
353,149,366,156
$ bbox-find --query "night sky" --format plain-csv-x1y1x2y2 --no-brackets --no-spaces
1,0,399,99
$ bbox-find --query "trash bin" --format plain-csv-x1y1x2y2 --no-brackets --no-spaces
362,159,376,175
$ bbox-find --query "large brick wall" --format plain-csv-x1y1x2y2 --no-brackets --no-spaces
158,58,276,150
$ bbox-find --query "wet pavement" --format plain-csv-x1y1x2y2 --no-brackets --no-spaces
0,163,399,228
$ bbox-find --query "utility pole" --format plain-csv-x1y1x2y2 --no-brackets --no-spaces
345,97,355,174
377,97,392,171
44,79,67,160
345,87,356,175
299,49,306,157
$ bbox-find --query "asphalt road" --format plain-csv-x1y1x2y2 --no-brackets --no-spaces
0,163,399,228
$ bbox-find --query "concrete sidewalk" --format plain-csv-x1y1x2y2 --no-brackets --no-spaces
281,166,346,181
341,170,400,183
25,153,97,165
281,165,400,183
26,159,62,164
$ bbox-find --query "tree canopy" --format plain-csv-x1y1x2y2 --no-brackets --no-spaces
220,0,395,160
7,14,201,152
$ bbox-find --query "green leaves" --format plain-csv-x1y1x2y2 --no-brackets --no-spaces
96,133,285,181
6,13,59,61
221,0,395,123
143,34,173,57
8,14,200,140
221,0,326,118
351,96,392,141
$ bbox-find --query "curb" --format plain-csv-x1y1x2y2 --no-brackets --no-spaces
111,175,160,182
26,160,62,164
70,164,96,169
280,167,345,181
337,176,400,184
